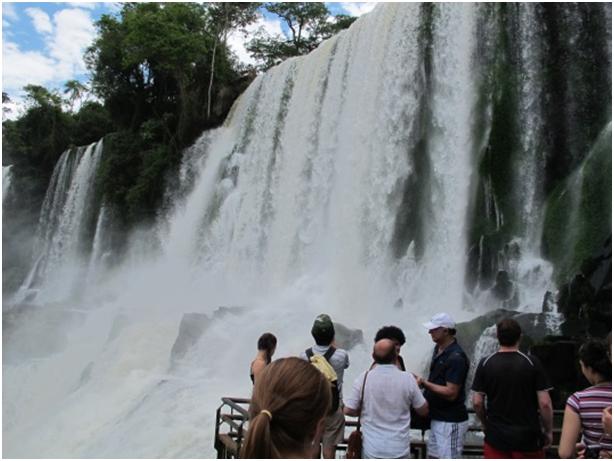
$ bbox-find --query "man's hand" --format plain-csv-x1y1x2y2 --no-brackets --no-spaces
575,442,586,459
414,375,425,387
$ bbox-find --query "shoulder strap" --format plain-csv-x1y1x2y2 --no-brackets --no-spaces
323,346,336,362
357,363,375,430
305,348,314,359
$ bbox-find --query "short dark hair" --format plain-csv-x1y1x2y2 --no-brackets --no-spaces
374,325,406,345
312,328,334,346
446,328,457,336
496,318,521,346
579,339,612,380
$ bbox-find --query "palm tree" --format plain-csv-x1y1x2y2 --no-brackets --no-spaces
63,80,89,112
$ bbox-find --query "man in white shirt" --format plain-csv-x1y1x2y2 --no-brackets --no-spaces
344,339,429,459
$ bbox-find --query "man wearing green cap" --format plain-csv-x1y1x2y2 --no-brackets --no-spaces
300,313,350,458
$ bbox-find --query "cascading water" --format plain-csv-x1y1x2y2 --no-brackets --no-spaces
3,164,13,202
12,140,104,304
3,3,611,458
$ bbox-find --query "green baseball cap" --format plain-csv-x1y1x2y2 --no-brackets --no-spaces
311,313,334,337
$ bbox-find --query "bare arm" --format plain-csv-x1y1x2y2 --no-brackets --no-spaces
603,406,612,436
472,392,487,428
418,376,461,401
538,390,553,448
414,401,429,417
344,406,359,417
558,406,582,459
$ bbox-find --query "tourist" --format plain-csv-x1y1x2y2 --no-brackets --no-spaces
299,313,349,458
604,333,612,438
344,339,428,458
471,318,553,459
415,312,470,458
240,357,331,458
249,332,277,384
559,339,612,459
374,325,407,371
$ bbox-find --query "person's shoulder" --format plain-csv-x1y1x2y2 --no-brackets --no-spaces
333,347,349,358
451,340,467,353
516,351,542,367
577,384,612,398
476,351,498,368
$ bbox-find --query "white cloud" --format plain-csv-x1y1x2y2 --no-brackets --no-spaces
25,7,53,35
48,8,96,79
2,41,56,91
67,2,97,10
340,2,377,17
2,97,26,121
227,14,285,66
2,7,96,95
3,3,19,22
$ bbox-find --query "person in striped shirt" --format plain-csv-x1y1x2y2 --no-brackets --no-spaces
559,339,612,458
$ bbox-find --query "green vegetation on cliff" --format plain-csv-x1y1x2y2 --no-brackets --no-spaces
542,123,612,283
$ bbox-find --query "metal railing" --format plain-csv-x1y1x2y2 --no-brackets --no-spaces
214,397,564,459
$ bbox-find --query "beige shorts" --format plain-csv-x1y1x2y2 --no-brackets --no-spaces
321,407,345,448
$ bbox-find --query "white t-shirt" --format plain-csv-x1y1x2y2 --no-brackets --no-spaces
344,364,426,459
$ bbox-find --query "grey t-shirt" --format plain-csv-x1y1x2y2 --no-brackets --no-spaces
300,344,350,397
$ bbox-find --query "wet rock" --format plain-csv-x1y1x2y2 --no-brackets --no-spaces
333,322,363,351
530,338,588,409
170,313,210,363
169,307,247,366
492,270,514,301
214,306,246,318
558,236,611,338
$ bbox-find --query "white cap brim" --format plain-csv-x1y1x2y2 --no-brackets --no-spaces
423,321,455,330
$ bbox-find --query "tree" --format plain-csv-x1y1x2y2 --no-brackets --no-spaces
63,80,89,112
205,3,260,120
246,2,356,70
3,92,12,120
23,84,62,108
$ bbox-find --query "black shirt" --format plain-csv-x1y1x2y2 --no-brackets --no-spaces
425,340,469,422
471,351,552,451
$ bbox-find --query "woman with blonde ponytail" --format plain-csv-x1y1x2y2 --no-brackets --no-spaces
240,357,332,458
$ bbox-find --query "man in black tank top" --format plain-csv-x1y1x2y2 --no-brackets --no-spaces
471,318,553,459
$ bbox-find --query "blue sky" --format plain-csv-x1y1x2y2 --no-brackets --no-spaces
2,2,376,116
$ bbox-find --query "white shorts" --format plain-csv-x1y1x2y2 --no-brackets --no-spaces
427,419,469,458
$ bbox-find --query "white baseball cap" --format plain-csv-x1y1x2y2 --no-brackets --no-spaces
423,312,456,330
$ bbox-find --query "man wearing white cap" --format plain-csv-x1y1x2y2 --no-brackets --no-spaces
416,313,470,458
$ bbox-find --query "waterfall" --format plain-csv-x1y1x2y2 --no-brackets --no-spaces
13,140,104,304
3,4,611,458
3,164,13,202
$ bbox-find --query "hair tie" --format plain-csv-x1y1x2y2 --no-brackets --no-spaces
260,409,273,420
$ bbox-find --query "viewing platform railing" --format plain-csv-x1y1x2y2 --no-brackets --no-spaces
214,397,564,459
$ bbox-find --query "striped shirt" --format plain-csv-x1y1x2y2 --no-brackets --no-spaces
566,383,612,450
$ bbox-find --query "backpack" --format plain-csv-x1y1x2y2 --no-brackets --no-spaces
306,347,340,414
